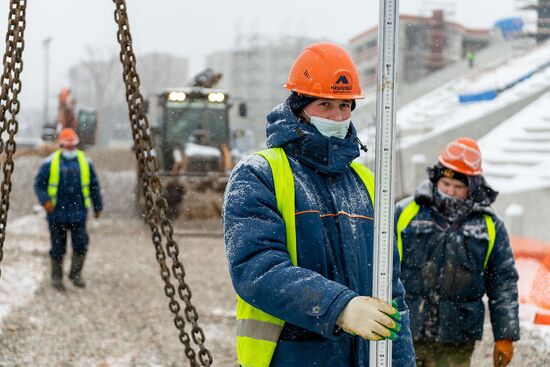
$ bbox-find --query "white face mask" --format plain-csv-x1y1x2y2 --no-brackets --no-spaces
62,150,78,159
305,112,351,140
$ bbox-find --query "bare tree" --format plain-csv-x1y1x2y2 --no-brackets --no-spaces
69,47,190,145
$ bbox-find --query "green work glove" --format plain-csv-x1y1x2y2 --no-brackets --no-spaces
383,299,402,341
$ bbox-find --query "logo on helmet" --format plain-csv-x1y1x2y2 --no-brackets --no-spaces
442,168,455,178
331,73,352,93
335,75,349,84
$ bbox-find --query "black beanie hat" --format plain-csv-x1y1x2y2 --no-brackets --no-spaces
427,163,469,187
287,92,317,115
286,92,357,115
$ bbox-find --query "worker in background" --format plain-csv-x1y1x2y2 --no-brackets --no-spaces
466,50,475,68
34,128,103,291
395,137,519,367
223,43,415,366
57,87,77,131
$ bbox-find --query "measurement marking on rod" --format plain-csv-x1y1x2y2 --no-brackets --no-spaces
370,1,400,367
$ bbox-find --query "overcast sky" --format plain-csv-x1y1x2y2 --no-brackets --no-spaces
0,0,525,113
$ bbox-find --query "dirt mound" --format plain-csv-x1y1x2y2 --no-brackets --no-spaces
181,189,223,220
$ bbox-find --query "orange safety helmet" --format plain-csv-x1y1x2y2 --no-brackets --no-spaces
58,128,79,147
284,43,364,100
438,137,483,176
59,87,71,103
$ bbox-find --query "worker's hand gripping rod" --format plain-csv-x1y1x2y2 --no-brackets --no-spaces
370,0,399,366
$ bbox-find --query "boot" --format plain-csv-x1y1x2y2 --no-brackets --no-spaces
51,258,65,291
68,253,86,288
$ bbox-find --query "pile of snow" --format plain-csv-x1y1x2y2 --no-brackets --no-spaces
6,211,46,236
185,142,221,158
0,257,44,325
0,214,49,335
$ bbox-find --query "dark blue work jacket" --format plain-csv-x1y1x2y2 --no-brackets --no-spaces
224,100,415,366
34,151,102,223
396,180,520,344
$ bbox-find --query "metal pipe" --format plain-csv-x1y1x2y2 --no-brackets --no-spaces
42,37,52,126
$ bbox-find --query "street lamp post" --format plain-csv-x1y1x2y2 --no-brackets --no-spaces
42,37,52,125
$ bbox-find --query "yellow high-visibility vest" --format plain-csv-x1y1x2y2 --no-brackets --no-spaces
396,200,495,268
235,147,374,367
47,149,91,208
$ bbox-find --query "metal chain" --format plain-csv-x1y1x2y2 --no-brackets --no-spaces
0,0,26,279
112,1,213,365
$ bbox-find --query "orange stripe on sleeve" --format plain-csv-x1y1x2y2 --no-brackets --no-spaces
295,210,321,216
296,210,373,221
336,211,373,220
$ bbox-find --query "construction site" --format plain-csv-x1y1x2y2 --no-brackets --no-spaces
1,0,550,366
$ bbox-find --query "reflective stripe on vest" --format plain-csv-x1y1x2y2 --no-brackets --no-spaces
483,214,496,268
396,200,496,268
235,147,374,367
47,149,91,208
396,201,421,262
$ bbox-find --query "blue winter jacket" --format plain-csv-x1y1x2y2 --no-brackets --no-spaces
395,180,520,344
223,100,415,366
34,151,103,223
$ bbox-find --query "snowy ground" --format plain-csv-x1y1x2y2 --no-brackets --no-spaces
0,214,235,366
0,149,549,366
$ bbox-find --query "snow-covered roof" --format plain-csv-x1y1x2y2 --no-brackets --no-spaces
478,91,550,193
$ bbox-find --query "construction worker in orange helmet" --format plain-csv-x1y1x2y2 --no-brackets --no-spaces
395,136,519,367
34,128,103,291
223,42,415,367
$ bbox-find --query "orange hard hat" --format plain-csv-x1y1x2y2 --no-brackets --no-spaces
58,128,79,146
438,137,482,176
284,42,364,100
59,87,71,103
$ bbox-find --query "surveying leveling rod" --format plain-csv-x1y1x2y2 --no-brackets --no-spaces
370,0,400,366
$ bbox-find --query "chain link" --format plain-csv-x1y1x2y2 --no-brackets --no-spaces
0,0,26,279
112,1,213,365
0,2,213,364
